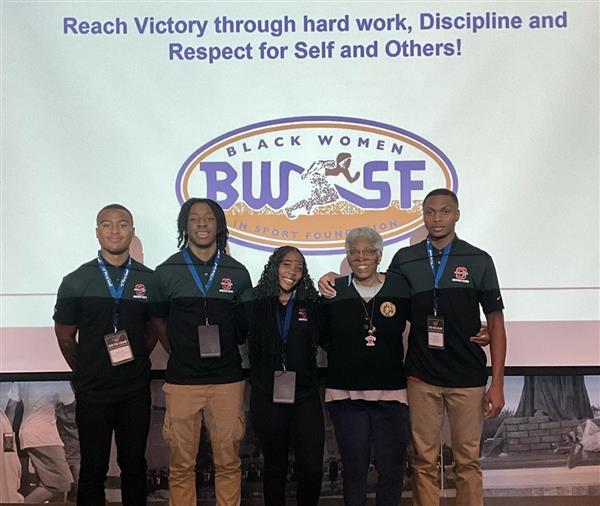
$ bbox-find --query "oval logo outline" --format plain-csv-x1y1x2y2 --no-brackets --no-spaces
176,116,458,254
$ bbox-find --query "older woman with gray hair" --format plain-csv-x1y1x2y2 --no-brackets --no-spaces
319,227,410,506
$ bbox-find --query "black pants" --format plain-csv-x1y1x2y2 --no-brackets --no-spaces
75,388,151,506
328,399,409,506
250,388,324,506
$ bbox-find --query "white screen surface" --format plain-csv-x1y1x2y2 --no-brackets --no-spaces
1,1,598,372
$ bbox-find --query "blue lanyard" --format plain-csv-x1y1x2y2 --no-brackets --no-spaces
425,238,452,315
182,249,221,297
275,292,295,370
97,253,132,331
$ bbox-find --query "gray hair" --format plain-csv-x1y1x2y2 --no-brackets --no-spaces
345,227,384,255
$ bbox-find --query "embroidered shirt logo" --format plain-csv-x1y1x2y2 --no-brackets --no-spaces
133,283,148,299
219,277,234,293
298,308,308,321
451,266,470,284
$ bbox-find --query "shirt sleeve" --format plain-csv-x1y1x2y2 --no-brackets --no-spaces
236,267,253,297
317,296,332,352
235,286,254,345
478,255,504,314
386,272,411,323
232,268,253,343
53,275,81,325
148,268,170,319
387,249,404,277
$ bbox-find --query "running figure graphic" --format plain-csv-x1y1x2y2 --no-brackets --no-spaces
285,152,358,220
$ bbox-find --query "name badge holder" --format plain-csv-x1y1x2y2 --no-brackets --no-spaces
98,254,134,366
427,316,445,350
425,239,452,350
273,370,296,404
198,319,221,358
273,293,296,404
3,432,15,452
182,249,222,358
105,330,134,365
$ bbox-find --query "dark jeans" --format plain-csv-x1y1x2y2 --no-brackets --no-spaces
327,399,409,506
250,388,325,506
75,388,151,506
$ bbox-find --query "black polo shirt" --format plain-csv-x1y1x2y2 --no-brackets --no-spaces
388,237,504,388
154,249,252,385
53,257,158,402
320,274,409,391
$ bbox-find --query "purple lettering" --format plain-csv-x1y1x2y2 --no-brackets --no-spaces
199,162,239,208
242,161,304,210
335,161,390,208
395,160,425,208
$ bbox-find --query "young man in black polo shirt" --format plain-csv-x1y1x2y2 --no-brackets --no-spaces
54,204,159,506
153,198,252,506
388,188,506,506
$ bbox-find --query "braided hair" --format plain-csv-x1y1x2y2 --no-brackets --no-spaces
176,198,229,251
249,246,320,371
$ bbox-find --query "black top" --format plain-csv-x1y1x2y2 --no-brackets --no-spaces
243,290,319,401
53,257,158,402
320,274,409,390
154,249,252,385
388,237,504,388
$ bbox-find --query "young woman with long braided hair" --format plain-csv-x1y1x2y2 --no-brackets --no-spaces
243,245,324,506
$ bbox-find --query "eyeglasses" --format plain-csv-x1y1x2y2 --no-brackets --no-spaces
347,248,379,258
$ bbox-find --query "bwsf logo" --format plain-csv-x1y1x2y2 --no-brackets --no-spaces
176,116,458,254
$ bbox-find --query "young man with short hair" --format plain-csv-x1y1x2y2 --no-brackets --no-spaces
54,204,159,506
388,188,506,506
153,198,252,506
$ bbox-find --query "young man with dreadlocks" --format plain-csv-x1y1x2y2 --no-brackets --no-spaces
152,198,252,506
242,246,324,506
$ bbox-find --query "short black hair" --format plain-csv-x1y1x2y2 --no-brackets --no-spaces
96,204,134,225
423,188,459,207
177,198,229,251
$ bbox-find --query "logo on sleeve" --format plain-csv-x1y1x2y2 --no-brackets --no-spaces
219,277,234,293
451,266,470,284
133,283,148,299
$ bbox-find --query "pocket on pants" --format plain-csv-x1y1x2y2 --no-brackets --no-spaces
234,413,246,442
162,410,173,445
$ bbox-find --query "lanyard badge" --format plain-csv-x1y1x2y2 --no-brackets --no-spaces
97,253,132,332
182,249,222,357
425,239,452,350
273,294,297,403
3,432,15,452
182,249,221,299
275,292,296,370
97,254,134,365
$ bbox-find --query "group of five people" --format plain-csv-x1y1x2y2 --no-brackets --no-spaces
53,188,506,506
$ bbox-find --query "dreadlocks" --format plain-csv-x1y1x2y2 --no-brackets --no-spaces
248,246,320,373
176,198,229,251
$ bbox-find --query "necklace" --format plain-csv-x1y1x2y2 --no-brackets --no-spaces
359,296,377,347
352,276,382,347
